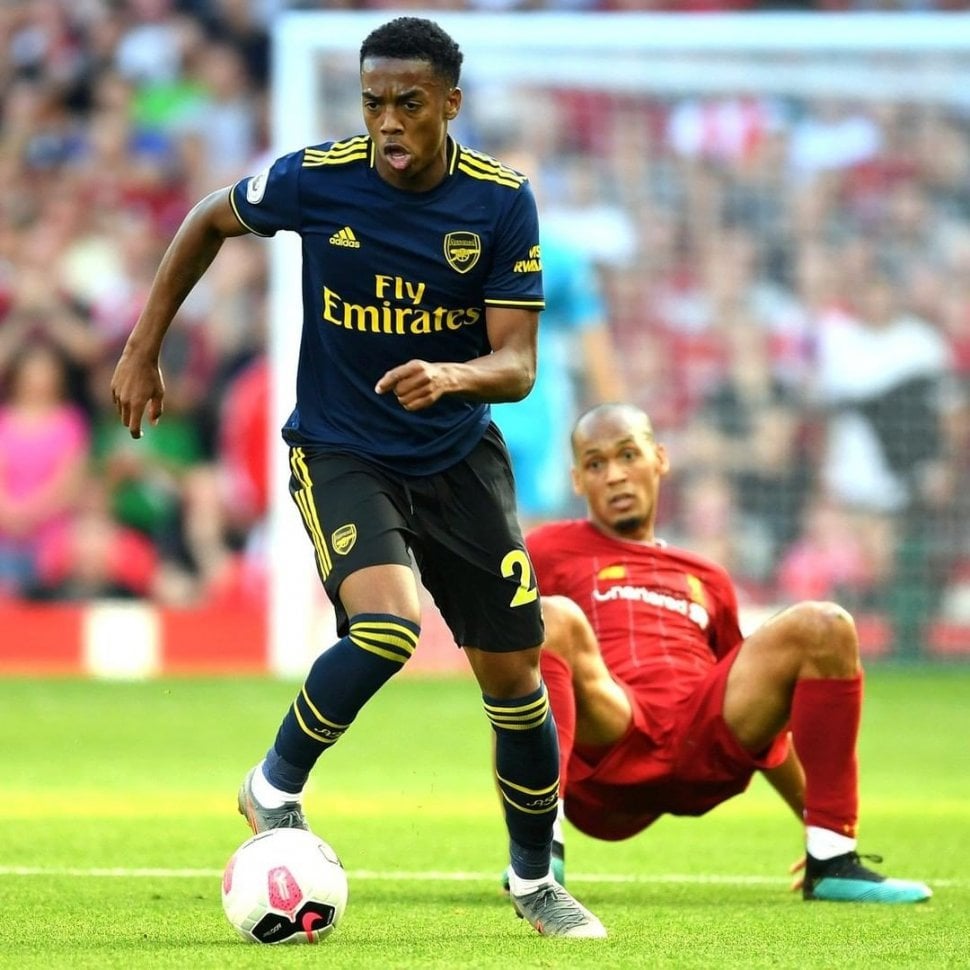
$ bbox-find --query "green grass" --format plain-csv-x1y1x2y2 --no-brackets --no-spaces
1,666,968,969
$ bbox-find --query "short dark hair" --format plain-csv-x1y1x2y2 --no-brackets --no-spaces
360,17,463,89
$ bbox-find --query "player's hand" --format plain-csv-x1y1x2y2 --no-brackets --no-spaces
111,348,165,439
375,359,448,412
788,854,806,892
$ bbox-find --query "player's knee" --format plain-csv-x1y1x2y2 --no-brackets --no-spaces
540,596,593,663
347,612,421,669
788,600,860,673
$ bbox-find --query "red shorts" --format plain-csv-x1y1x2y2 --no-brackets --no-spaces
563,643,789,841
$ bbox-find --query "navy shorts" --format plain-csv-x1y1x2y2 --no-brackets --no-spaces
287,424,544,653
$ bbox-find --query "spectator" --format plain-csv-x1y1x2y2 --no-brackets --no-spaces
812,268,959,652
217,353,269,543
777,495,880,607
0,344,90,597
29,482,158,602
3,1,970,647
88,334,228,606
683,313,811,568
814,269,954,516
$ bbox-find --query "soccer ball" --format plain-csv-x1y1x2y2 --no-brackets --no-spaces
221,828,348,944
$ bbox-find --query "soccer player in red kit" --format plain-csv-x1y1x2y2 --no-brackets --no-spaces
526,402,931,903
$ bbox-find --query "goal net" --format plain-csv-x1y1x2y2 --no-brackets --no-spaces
267,12,970,673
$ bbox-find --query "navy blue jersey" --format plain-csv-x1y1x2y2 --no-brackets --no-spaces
230,136,544,476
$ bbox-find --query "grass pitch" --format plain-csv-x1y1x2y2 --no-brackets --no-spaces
1,665,968,969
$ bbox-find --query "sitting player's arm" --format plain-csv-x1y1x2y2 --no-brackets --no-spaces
761,738,805,822
375,306,539,410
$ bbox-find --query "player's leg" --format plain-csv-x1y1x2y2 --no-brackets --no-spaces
418,426,605,937
723,600,930,903
491,596,630,891
239,449,421,833
463,642,605,937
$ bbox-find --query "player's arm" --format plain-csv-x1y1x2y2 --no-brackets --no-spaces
375,305,538,411
760,737,805,822
111,188,248,438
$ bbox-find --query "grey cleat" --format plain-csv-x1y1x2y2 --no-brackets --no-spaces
237,765,309,834
512,882,607,938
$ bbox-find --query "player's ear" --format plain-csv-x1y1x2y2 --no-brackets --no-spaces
445,87,461,120
571,465,585,497
655,443,671,477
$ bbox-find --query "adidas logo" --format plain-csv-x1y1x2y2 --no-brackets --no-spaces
329,226,360,248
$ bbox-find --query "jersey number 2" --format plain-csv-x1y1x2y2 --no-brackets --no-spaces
501,550,538,608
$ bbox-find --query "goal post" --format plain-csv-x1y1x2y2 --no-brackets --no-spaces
267,11,970,675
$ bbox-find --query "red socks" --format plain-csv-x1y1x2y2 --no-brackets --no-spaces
539,650,576,793
789,674,863,837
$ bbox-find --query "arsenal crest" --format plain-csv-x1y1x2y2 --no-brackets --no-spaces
444,232,481,274
331,524,357,555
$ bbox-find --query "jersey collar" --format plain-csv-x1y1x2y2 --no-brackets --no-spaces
368,135,458,178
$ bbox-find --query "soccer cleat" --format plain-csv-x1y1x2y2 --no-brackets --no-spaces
501,839,565,894
512,881,606,938
237,766,309,834
803,851,932,903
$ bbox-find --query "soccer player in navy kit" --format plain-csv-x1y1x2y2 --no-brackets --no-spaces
110,17,605,938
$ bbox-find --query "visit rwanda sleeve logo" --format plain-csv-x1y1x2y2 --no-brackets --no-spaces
444,232,481,274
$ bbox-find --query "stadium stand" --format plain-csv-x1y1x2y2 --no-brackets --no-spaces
2,1,970,671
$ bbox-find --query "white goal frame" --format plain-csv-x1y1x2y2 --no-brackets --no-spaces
266,10,970,676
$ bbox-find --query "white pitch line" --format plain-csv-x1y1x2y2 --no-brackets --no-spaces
0,866,959,888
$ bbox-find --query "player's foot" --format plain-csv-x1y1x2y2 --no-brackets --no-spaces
803,851,932,903
512,881,606,938
237,765,309,834
501,839,565,893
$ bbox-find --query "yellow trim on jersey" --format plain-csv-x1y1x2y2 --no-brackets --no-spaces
303,137,369,167
456,148,526,188
456,161,524,189
289,448,333,579
228,186,270,237
484,298,545,309
305,136,369,156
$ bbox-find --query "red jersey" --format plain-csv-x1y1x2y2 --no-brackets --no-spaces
527,520,743,709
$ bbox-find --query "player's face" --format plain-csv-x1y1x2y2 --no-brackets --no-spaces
571,416,669,541
360,57,461,192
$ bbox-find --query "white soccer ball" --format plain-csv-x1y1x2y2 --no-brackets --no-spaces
221,828,348,944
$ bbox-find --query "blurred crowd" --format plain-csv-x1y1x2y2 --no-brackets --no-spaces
0,0,272,609
4,2,970,657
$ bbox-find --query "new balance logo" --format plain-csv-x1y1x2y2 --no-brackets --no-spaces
329,226,360,248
